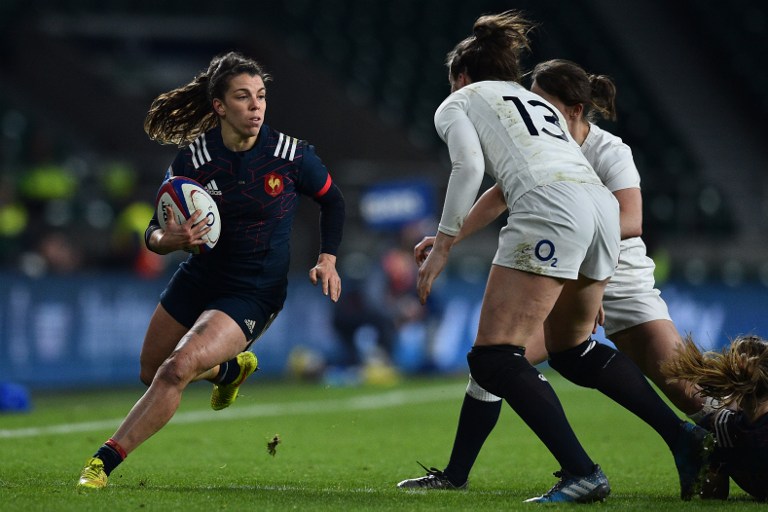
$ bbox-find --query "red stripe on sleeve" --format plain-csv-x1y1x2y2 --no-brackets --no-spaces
314,174,332,198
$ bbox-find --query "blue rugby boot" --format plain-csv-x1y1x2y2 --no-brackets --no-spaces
525,464,610,503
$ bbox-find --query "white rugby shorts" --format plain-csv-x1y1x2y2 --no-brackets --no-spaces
602,238,672,336
493,181,620,281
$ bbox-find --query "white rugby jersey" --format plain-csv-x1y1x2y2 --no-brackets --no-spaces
581,123,644,253
434,80,602,236
581,123,640,193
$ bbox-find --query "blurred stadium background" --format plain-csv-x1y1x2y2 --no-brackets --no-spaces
1,0,767,395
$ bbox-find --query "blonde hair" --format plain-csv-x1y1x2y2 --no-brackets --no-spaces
661,334,768,419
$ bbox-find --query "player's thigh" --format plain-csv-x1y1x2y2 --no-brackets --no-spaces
611,319,683,380
166,309,247,380
140,303,189,382
545,274,608,351
475,264,562,347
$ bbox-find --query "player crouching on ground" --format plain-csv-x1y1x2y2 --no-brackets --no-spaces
662,334,768,501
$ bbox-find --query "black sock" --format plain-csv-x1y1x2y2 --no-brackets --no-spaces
468,345,595,476
95,443,124,476
214,358,240,385
443,394,502,486
549,338,683,449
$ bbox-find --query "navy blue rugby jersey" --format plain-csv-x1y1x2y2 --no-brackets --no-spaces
151,124,336,290
710,408,768,500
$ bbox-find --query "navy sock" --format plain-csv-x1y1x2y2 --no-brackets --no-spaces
94,441,125,476
468,345,595,476
443,394,501,486
549,338,684,449
214,358,241,385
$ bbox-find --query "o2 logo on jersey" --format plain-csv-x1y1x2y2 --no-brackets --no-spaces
264,172,284,197
535,239,558,267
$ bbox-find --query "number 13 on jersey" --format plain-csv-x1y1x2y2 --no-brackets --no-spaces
503,96,569,142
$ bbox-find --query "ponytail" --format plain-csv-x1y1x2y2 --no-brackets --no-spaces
587,74,617,122
144,51,270,147
531,59,618,123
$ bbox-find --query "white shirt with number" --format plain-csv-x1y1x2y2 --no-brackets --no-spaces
433,80,603,236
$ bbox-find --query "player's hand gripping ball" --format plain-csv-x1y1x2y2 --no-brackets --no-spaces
155,176,221,254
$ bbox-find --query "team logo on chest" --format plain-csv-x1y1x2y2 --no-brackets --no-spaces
265,172,284,197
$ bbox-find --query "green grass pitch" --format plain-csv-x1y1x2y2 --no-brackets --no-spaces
0,372,762,511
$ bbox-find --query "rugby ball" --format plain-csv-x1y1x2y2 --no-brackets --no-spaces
155,176,221,254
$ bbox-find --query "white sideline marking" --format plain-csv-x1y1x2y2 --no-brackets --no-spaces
0,383,462,439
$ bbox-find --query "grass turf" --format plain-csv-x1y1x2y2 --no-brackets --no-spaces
0,372,761,511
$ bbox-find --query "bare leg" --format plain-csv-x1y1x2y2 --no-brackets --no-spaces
139,304,188,385
470,266,596,476
547,278,686,450
523,334,548,365
611,320,702,415
475,266,561,347
139,304,223,386
112,310,246,454
545,274,608,351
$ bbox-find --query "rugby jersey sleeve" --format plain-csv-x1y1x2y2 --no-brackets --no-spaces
297,144,345,255
296,144,334,197
434,94,486,237
585,126,640,192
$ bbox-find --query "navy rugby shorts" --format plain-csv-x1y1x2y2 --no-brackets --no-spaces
160,270,286,344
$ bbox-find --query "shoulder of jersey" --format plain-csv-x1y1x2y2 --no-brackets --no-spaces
155,176,221,254
186,132,214,170
271,130,304,162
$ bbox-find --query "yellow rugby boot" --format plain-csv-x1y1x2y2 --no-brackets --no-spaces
211,351,258,410
77,457,108,489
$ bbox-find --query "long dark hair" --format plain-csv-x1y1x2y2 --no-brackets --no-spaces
144,51,271,146
446,10,537,84
531,59,617,122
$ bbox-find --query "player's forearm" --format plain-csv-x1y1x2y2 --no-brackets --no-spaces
317,183,345,256
146,227,175,255
455,184,507,244
613,188,642,239
432,230,457,255
144,224,170,255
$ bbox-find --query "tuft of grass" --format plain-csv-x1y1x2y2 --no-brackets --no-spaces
0,373,761,511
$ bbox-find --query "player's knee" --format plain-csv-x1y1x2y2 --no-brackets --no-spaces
139,358,161,386
467,345,528,398
154,353,194,389
548,338,614,388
